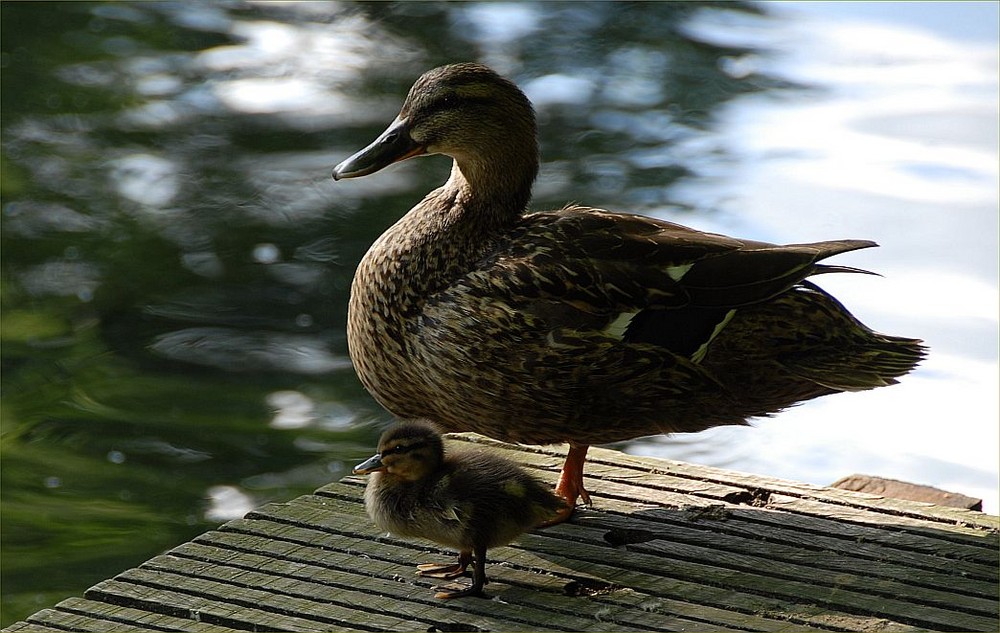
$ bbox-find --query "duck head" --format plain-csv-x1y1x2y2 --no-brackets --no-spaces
333,63,539,207
353,422,445,483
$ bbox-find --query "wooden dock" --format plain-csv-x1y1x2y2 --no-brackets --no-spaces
5,434,998,632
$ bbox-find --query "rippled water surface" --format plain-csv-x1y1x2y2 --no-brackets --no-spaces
2,1,996,623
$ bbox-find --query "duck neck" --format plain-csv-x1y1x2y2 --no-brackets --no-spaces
443,148,538,231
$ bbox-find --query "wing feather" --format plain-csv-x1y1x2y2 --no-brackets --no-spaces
468,206,876,324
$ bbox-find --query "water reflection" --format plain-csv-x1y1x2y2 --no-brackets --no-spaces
642,1,998,510
2,0,995,626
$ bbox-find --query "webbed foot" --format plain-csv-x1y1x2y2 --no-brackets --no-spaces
416,550,472,579
416,562,468,579
432,581,486,599
539,444,591,527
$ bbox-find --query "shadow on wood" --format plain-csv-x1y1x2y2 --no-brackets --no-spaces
5,434,998,632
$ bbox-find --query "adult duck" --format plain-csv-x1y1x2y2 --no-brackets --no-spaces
333,63,925,523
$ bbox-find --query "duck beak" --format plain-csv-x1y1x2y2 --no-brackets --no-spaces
332,116,426,180
352,452,386,475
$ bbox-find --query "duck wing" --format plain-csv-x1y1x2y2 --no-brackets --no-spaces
413,206,894,443
465,206,875,345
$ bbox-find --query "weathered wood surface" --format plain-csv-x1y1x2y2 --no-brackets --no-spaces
6,434,998,632
831,474,984,510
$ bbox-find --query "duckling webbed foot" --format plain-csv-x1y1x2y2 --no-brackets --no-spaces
416,562,468,579
416,550,472,579
431,547,488,599
433,581,486,599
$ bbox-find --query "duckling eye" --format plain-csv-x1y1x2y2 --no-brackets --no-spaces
381,443,407,456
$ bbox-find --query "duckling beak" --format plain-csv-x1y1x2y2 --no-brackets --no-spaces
352,452,386,475
332,116,426,180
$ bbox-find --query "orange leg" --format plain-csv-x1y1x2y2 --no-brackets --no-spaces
540,443,591,526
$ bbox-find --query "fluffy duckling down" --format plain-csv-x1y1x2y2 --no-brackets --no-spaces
353,421,564,599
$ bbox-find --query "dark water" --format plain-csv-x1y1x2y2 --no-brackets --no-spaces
0,1,786,622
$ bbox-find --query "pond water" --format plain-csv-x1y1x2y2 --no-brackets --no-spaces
2,1,996,624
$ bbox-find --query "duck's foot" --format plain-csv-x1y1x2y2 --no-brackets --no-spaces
431,547,487,599
416,562,468,579
539,444,591,527
432,581,485,599
416,550,472,579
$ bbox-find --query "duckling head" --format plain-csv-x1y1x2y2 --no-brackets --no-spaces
333,63,539,207
352,422,445,483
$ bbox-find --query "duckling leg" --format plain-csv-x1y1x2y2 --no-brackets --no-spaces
433,545,488,599
416,550,472,579
541,443,591,526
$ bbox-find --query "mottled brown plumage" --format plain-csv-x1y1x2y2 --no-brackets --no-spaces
352,422,563,598
334,62,926,522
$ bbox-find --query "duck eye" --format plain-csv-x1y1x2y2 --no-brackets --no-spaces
420,93,463,119
382,443,406,456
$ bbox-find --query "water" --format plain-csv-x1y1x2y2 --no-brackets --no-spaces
2,1,996,624
624,2,999,508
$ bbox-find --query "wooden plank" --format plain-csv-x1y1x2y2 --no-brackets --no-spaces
197,520,828,631
265,490,925,632
564,488,999,586
145,547,607,633
438,436,999,545
225,499,847,631
315,479,997,632
708,503,997,574
570,501,997,599
85,575,401,632
832,474,984,510
21,597,230,632
225,504,794,631
168,538,733,633
0,621,64,633
107,565,434,632
567,517,997,617
525,525,997,631
328,475,998,583
448,434,999,531
23,608,158,633
582,478,998,563
764,493,1000,545
4,436,997,633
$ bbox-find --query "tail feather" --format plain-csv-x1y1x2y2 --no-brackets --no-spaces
776,282,926,391
811,264,881,277
782,334,927,391
681,239,879,308
700,280,926,407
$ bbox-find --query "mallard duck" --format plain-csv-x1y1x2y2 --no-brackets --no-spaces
352,421,564,599
334,63,926,524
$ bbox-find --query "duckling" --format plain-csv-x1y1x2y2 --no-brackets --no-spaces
352,421,564,599
334,63,926,524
